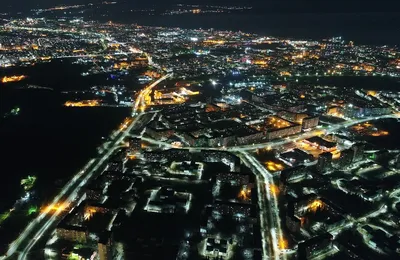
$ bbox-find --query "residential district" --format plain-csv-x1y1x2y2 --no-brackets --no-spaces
1,15,400,260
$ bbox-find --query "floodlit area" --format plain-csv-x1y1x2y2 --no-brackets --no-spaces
351,122,389,137
264,160,286,172
168,161,204,179
64,100,100,107
144,187,192,214
119,117,133,130
2,13,400,260
1,75,26,83
265,116,293,130
296,140,340,159
41,202,70,214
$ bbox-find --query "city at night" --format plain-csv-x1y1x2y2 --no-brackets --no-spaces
0,1,400,260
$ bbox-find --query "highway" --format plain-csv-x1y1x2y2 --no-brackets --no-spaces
226,113,400,152
239,151,287,260
1,75,170,260
127,112,399,260
2,65,396,259
131,113,400,153
133,74,171,115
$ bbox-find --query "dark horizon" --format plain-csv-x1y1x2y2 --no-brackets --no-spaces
3,0,400,13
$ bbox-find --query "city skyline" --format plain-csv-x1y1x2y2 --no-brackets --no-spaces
1,2,400,260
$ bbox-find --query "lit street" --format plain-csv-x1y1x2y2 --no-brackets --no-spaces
1,75,170,260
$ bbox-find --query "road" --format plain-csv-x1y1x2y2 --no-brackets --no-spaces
132,113,400,153
2,75,170,260
227,113,399,152
133,74,172,115
3,66,396,259
239,151,287,260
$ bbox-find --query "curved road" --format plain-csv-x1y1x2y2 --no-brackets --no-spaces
2,75,171,260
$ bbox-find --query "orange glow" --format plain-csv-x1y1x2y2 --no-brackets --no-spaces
300,94,305,99
280,71,291,76
370,130,389,137
154,90,162,100
41,202,69,214
265,116,292,130
331,150,341,160
171,142,183,148
84,206,97,220
1,75,27,83
203,40,225,45
300,217,305,226
265,161,284,172
351,122,389,136
253,60,268,66
180,87,199,96
279,238,288,249
307,199,324,212
64,100,100,107
367,91,377,96
269,184,280,195
238,187,251,201
119,117,133,130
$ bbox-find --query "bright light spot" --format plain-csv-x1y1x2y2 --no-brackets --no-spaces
279,238,288,250
308,199,324,212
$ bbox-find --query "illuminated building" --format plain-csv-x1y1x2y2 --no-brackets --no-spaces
144,126,175,140
203,237,230,259
291,193,319,215
326,106,342,116
85,187,103,201
127,137,141,154
279,149,313,167
298,233,333,259
279,166,308,192
64,100,100,107
302,116,319,129
316,152,333,173
201,150,241,172
106,161,124,172
56,226,88,243
277,110,308,124
84,204,109,221
212,201,254,219
216,172,252,186
1,75,26,83
144,187,191,214
304,136,337,152
265,124,302,141
343,103,391,118
98,232,113,260
144,149,192,162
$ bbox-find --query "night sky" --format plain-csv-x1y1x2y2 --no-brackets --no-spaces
2,0,400,45
3,0,399,13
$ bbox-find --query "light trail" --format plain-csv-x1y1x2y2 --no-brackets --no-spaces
239,151,287,260
3,75,171,260
129,113,400,153
133,74,171,115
